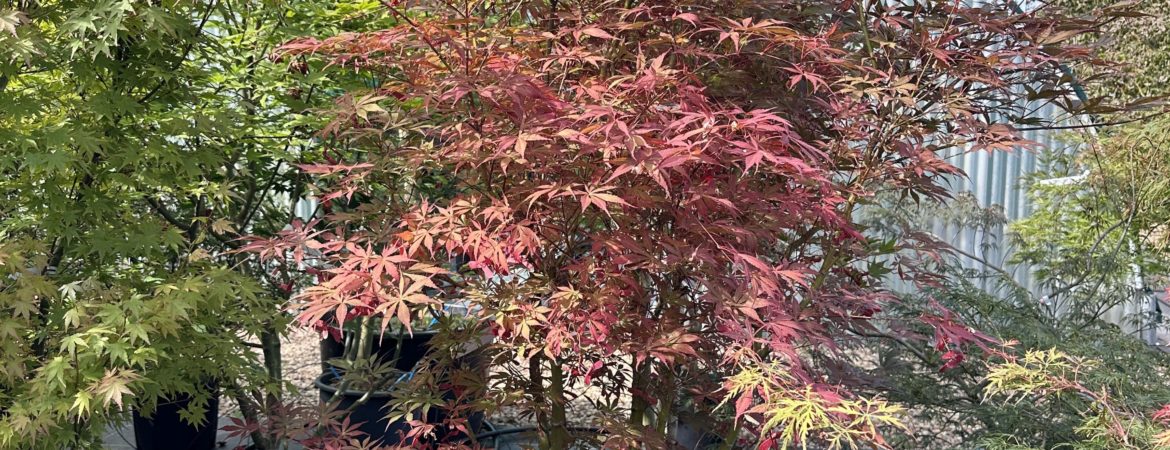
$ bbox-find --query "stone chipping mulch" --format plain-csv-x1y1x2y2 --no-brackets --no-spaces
221,328,614,430
217,330,968,448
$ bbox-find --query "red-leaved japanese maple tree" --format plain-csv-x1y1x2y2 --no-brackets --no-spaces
249,0,1122,447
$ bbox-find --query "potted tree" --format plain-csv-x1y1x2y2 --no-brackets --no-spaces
318,277,474,372
0,1,401,449
245,172,491,445
0,2,287,447
319,319,441,372
307,310,488,445
258,0,1125,449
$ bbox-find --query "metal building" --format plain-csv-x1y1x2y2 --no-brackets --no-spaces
918,102,1163,347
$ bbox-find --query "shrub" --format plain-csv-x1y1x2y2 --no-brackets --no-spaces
252,0,1126,447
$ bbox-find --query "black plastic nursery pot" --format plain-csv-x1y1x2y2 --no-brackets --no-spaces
132,387,221,450
316,371,411,445
672,420,726,450
470,425,727,449
319,328,439,372
315,371,486,445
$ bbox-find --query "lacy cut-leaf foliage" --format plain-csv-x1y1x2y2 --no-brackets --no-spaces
248,0,1123,447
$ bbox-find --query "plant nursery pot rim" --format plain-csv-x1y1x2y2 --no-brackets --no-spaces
314,371,399,399
326,323,442,337
468,425,604,443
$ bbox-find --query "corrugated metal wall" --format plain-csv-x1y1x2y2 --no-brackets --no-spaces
910,104,1158,343
927,105,1063,298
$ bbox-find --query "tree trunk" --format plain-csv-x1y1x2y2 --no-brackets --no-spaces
547,360,571,449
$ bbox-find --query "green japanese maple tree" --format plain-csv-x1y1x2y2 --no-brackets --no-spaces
0,1,393,448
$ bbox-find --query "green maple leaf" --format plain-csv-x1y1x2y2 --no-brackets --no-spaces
71,391,93,417
60,334,89,357
9,297,36,319
106,342,130,365
25,150,72,175
94,369,137,409
0,10,24,37
0,319,22,340
41,357,69,390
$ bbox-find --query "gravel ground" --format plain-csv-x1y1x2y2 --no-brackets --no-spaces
481,358,625,429
218,328,321,419
223,328,617,429
281,327,326,409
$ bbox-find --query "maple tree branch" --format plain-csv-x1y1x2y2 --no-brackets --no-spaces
380,0,454,72
145,196,193,232
528,353,551,446
239,160,285,228
934,239,1029,295
1045,212,1133,300
849,327,985,404
144,194,241,249
1013,109,1167,132
137,0,218,104
225,381,272,450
